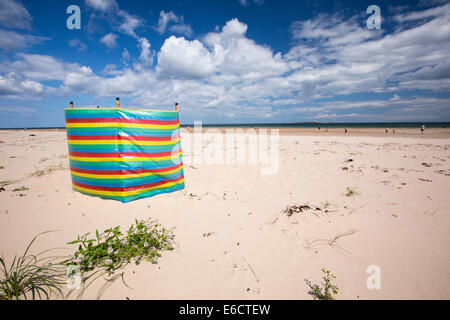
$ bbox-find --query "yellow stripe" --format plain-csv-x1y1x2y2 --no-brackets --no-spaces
69,154,180,162
66,123,178,129
69,151,182,162
68,139,179,145
73,178,184,197
70,166,183,179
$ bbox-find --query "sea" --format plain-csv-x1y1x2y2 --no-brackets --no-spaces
0,122,449,130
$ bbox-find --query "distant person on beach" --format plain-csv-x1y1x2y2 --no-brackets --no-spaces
344,128,347,134
421,124,425,134
385,129,388,134
393,129,395,134
318,126,320,130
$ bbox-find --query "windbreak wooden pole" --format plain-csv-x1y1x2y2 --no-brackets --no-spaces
116,97,120,108
175,102,179,112
70,101,73,108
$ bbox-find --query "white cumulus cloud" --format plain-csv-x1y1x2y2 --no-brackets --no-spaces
157,36,215,78
138,37,153,65
0,0,32,30
100,33,118,49
157,19,287,79
85,0,117,12
155,10,193,37
0,72,44,97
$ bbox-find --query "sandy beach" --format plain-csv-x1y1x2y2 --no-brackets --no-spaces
0,128,449,299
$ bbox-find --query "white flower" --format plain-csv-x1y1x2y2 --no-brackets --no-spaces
107,247,113,254
133,256,141,264
144,242,148,247
105,259,112,266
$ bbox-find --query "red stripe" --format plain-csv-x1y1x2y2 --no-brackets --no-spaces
69,149,180,158
70,163,182,175
67,135,177,141
66,118,178,125
72,175,184,192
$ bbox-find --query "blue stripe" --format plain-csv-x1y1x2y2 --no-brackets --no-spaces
69,159,182,170
66,129,179,136
74,182,185,203
71,171,183,187
68,144,179,153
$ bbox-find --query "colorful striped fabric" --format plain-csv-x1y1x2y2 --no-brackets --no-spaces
64,108,185,203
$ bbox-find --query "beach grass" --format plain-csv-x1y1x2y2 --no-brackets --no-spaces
13,186,29,192
0,180,19,187
0,232,66,300
31,164,67,177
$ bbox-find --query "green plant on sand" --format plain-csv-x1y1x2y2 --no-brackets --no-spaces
0,232,66,300
305,267,339,300
0,180,19,188
13,186,29,192
63,218,175,299
345,187,358,197
0,219,175,300
32,163,67,177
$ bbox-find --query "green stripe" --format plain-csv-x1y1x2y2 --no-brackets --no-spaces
66,127,178,134
73,182,185,203
68,142,179,149
69,159,182,168
71,171,182,185
66,108,184,202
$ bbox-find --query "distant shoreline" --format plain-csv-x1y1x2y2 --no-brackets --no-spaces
1,126,450,139
1,121,449,130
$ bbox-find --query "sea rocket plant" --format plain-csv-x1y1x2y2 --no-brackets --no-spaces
64,219,174,280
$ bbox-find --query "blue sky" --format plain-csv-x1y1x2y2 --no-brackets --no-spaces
0,0,449,127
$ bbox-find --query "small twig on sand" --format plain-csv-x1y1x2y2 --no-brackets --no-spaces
242,257,259,283
423,208,438,216
304,230,362,263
